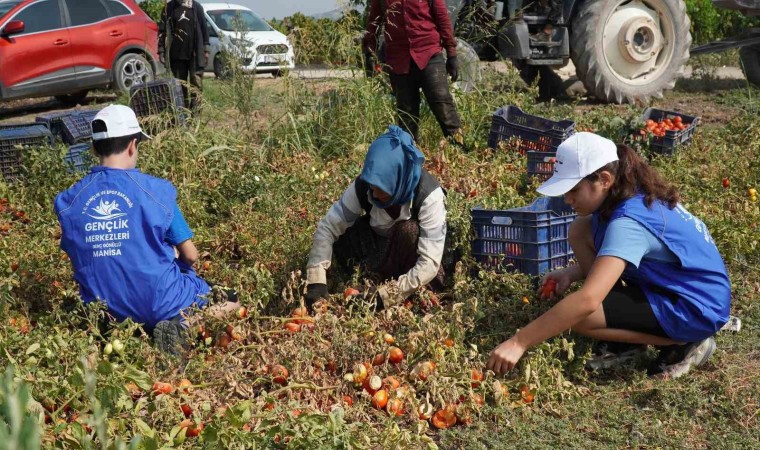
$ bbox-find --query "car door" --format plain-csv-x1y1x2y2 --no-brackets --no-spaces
0,0,77,99
61,0,122,88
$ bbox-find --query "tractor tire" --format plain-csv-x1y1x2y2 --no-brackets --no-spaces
570,0,692,104
739,45,760,87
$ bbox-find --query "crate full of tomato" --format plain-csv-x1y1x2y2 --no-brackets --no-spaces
471,196,577,276
637,108,700,155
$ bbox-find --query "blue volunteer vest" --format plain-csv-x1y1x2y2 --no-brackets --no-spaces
54,167,209,329
592,195,731,342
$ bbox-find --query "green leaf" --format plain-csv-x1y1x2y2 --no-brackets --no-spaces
24,344,40,356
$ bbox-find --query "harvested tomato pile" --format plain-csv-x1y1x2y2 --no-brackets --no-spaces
641,115,690,137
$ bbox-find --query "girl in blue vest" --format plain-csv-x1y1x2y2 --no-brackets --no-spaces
486,132,731,379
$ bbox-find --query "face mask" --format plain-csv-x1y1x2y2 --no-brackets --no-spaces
180,0,192,7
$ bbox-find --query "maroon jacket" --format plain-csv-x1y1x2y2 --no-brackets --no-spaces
364,0,458,75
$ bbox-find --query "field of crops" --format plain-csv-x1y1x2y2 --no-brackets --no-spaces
0,64,758,449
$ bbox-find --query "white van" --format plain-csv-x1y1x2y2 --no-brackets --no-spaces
202,3,295,78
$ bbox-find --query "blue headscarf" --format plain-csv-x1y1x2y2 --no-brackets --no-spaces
359,125,425,208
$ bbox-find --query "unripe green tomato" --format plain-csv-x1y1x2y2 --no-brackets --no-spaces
112,339,124,353
104,343,113,355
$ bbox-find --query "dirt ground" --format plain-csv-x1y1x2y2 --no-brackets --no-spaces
0,73,747,129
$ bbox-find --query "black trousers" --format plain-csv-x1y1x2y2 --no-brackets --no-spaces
389,53,462,141
170,58,202,109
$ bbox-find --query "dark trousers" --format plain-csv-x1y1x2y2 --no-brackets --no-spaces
389,53,462,142
170,59,202,109
333,217,447,291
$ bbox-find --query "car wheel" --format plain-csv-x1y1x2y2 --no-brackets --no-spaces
272,70,284,78
214,54,231,79
54,90,89,106
113,53,154,94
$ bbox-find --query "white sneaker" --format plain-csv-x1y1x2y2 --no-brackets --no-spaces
649,337,716,380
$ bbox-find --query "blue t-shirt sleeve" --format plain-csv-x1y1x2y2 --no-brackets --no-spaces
597,217,654,268
165,204,194,246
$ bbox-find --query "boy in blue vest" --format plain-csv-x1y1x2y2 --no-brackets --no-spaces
486,133,731,379
54,105,239,356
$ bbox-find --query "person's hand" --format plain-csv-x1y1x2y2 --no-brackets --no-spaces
537,268,573,300
204,51,209,66
446,55,459,82
486,337,526,375
159,52,165,66
363,52,376,78
305,283,329,312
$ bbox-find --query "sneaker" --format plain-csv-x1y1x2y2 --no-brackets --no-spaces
153,320,184,357
586,341,647,370
647,337,716,379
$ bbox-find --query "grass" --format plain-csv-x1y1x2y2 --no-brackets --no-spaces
0,61,758,449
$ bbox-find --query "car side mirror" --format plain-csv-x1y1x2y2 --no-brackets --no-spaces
1,20,25,37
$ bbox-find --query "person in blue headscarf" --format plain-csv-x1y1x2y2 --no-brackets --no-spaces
305,126,451,311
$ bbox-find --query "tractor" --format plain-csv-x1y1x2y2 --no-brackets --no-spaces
450,0,694,103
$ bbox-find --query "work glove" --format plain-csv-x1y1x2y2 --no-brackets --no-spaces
446,56,459,82
305,283,329,312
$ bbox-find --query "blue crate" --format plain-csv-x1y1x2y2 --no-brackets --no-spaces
0,126,54,181
642,108,700,155
61,114,93,144
526,151,556,181
35,111,71,138
64,143,93,173
129,78,186,124
0,122,41,131
488,105,575,153
471,196,577,275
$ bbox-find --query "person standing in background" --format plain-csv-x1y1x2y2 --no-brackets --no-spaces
158,0,210,110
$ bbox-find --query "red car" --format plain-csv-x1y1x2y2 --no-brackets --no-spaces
0,0,160,105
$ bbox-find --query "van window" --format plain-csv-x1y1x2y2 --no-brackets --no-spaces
207,9,272,32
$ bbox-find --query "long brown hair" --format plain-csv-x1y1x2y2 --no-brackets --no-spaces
585,144,680,220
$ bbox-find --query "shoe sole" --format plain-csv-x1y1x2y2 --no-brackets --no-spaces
586,348,646,371
655,338,716,380
154,321,182,357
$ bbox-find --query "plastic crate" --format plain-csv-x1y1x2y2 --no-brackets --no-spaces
0,126,54,181
35,111,72,138
471,196,577,275
488,105,575,153
129,78,185,123
526,151,557,181
64,143,93,173
60,114,94,144
0,122,42,131
642,108,700,155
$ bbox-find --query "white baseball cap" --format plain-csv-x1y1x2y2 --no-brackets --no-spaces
537,132,619,197
91,104,150,142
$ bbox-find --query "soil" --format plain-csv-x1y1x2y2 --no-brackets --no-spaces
0,74,745,129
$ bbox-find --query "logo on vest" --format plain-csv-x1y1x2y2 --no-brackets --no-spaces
88,198,127,220
81,191,134,257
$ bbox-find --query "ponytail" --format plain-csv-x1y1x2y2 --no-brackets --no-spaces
586,144,680,220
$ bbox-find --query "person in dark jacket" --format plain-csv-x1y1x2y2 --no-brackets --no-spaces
363,0,463,145
158,0,210,110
